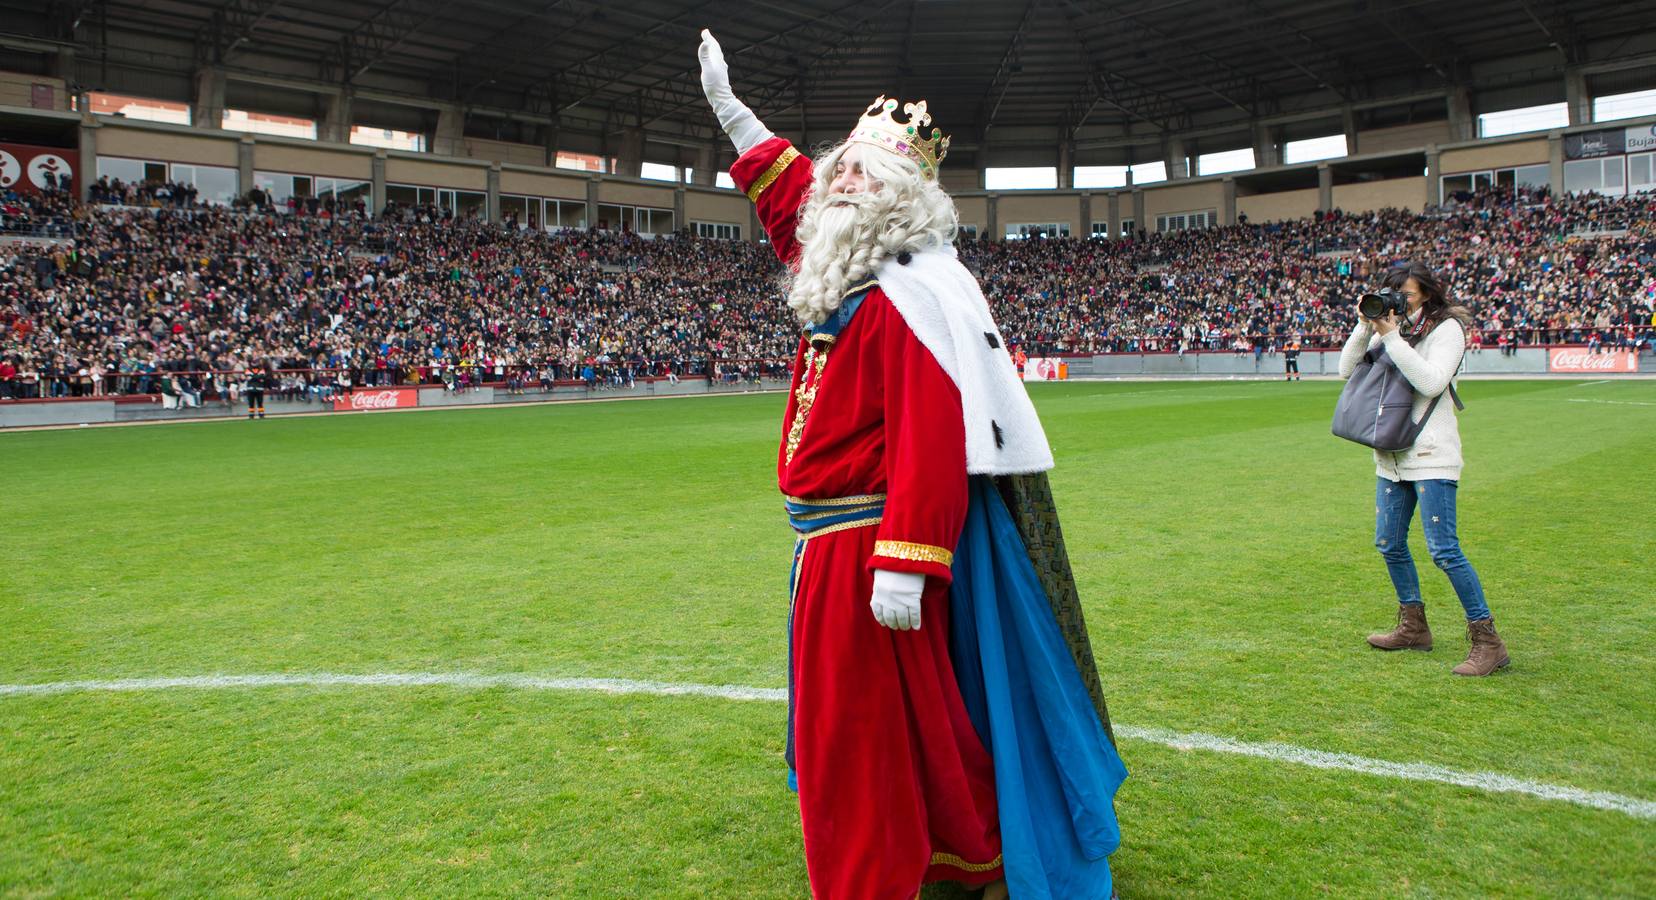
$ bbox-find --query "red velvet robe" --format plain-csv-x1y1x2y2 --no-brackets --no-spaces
732,137,1003,898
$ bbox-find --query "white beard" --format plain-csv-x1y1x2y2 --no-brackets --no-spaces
787,192,900,326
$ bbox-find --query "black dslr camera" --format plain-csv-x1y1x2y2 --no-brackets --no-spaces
1358,287,1408,320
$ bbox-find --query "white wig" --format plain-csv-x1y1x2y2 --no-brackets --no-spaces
786,140,957,326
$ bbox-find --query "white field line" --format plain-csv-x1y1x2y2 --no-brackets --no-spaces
1565,398,1656,407
1577,380,1610,387
2,671,1651,821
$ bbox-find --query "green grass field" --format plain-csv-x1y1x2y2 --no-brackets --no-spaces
2,379,1653,898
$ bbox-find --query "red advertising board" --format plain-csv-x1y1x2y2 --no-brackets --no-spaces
333,387,419,412
1548,348,1639,373
0,142,78,196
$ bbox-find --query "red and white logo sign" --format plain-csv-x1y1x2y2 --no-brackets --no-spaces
333,387,418,411
1023,357,1065,382
1548,348,1639,373
0,143,75,195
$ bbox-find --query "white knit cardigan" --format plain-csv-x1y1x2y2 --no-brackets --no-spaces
1337,315,1467,482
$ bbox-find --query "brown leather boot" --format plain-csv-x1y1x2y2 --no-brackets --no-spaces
1367,603,1432,651
1453,618,1510,676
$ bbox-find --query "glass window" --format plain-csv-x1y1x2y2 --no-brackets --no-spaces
1074,166,1129,189
985,167,1058,190
173,163,238,205
1004,222,1070,239
1513,164,1550,188
1629,153,1654,193
1440,173,1474,197
693,221,741,239
1090,221,1111,237
715,172,736,190
97,156,148,185
1563,158,1626,196
384,183,434,209
1119,218,1135,237
957,224,978,239
1197,147,1254,176
636,207,674,234
596,203,625,230
1593,88,1656,122
1472,171,1495,190
1478,102,1568,138
1284,134,1348,164
545,199,586,229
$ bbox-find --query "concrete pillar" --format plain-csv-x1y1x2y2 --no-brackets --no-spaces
1548,130,1565,197
585,176,600,230
1057,140,1074,189
986,193,998,240
1164,136,1189,180
237,136,254,200
77,118,98,202
674,186,686,233
1342,105,1359,155
750,203,761,243
486,163,501,222
1564,67,1591,126
1424,144,1442,207
1221,177,1237,225
371,152,386,215
1131,189,1146,234
1107,192,1121,239
1078,191,1091,235
1252,123,1280,168
434,105,464,156
320,91,352,144
615,127,644,178
1446,86,1475,142
1317,164,1333,212
535,121,561,168
192,67,226,130
52,48,76,111
691,142,716,186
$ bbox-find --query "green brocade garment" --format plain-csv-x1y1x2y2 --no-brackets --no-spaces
995,472,1116,746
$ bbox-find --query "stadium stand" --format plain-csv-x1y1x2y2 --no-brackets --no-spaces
3,181,1653,401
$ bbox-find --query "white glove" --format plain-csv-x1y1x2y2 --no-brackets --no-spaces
870,569,925,631
698,29,773,155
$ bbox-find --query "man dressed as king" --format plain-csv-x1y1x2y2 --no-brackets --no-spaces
697,30,1127,900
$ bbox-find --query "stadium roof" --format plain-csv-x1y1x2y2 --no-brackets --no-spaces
5,0,1656,164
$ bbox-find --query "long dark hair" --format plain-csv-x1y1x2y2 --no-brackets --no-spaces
1382,261,1471,343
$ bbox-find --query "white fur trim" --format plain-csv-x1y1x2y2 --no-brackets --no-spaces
875,246,1055,475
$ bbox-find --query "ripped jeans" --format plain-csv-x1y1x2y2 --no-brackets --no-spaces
1375,477,1492,621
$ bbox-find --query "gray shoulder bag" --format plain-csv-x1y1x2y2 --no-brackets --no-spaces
1332,326,1465,452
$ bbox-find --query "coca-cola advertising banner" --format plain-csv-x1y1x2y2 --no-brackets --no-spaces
0,143,77,196
333,387,419,412
1548,348,1640,373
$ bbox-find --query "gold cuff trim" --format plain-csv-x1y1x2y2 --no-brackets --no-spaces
930,851,1002,873
745,146,802,202
874,540,954,567
797,515,883,538
784,492,886,508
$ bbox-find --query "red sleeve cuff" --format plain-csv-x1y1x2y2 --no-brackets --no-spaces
869,540,955,585
730,137,804,201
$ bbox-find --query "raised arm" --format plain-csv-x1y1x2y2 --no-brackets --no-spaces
699,30,814,265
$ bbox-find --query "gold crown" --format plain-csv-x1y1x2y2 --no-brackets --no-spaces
846,95,950,180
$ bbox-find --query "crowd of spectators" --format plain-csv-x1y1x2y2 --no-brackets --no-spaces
2,180,1653,400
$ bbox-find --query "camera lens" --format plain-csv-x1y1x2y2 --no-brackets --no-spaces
1358,292,1385,319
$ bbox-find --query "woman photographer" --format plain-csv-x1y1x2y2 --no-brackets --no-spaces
1338,261,1510,676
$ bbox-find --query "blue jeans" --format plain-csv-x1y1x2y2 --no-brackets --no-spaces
1375,477,1492,621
